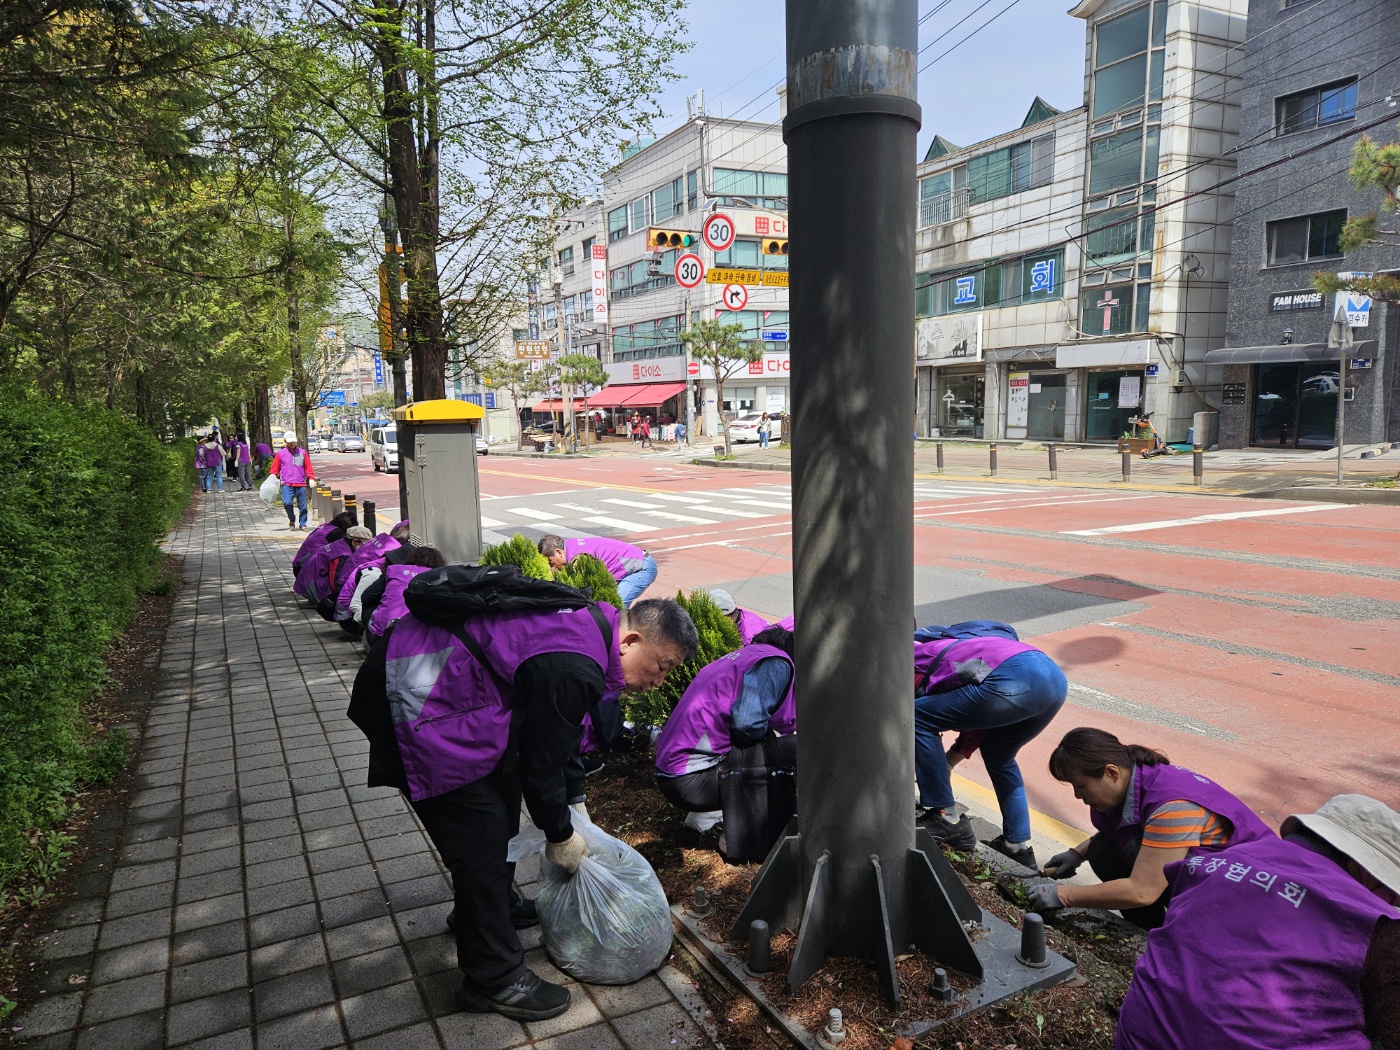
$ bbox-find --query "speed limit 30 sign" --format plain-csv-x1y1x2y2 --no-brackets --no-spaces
674,252,705,289
703,213,736,252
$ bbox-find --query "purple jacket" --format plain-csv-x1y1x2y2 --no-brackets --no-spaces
195,443,215,468
334,534,401,620
1116,835,1397,1050
384,604,624,800
913,636,1037,695
367,564,432,639
1091,763,1276,867
231,440,251,465
564,537,647,581
293,538,352,605
735,608,771,645
292,522,339,573
654,644,795,776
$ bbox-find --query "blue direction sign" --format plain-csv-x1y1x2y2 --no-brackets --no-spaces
760,329,788,341
318,390,347,407
464,392,498,409
373,353,384,384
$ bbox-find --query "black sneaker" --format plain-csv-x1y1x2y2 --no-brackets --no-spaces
580,750,605,777
917,811,978,851
455,970,570,1021
446,895,539,933
985,834,1038,871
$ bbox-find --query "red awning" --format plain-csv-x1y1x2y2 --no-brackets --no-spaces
530,398,587,413
584,387,639,409
618,382,687,407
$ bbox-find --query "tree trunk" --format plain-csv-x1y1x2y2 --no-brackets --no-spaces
253,382,272,447
717,376,731,456
285,209,309,449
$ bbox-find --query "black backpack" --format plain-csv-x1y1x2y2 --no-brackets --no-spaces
403,563,595,624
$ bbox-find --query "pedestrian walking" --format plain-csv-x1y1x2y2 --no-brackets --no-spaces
640,415,652,449
538,534,658,608
270,431,316,531
207,429,224,492
195,437,213,492
230,433,253,490
347,592,696,1022
912,624,1068,866
1030,727,1276,929
758,412,771,449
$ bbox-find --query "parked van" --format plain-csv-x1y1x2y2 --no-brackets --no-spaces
369,426,399,472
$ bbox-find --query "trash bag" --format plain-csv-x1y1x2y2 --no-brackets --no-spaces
507,810,672,985
259,473,282,505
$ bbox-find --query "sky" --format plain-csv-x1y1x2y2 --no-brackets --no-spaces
651,0,1088,158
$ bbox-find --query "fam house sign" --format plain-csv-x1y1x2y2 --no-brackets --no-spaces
915,314,983,364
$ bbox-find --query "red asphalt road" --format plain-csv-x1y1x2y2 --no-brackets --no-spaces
317,451,1400,837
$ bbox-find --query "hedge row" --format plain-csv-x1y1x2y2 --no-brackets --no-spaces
0,392,192,902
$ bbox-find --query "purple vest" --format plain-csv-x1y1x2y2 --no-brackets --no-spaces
735,609,771,645
1091,763,1276,866
564,536,646,581
367,564,431,639
654,644,795,776
913,636,1037,694
334,535,401,619
384,604,624,800
273,446,310,486
1116,835,1396,1050
774,614,794,632
293,537,352,604
292,522,338,573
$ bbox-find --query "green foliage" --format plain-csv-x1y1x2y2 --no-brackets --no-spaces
553,554,622,610
0,391,188,902
480,533,554,579
682,319,762,455
620,589,742,728
1313,125,1400,305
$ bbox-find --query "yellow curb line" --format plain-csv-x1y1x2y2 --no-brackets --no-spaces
951,772,1088,848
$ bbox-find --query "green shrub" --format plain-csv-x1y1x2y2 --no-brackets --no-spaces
553,553,622,610
621,589,742,728
480,532,554,579
0,392,188,902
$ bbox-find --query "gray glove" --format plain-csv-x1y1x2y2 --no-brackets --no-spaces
1026,882,1063,911
544,830,588,874
1042,848,1085,880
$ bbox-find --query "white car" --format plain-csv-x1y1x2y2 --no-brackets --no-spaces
370,426,399,472
726,412,765,443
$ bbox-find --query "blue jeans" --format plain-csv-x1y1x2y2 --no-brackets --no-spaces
913,650,1067,844
617,554,658,608
198,466,212,491
759,430,769,448
282,484,309,527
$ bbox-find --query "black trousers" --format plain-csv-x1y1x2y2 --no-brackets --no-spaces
1085,833,1172,931
410,771,526,992
656,765,721,812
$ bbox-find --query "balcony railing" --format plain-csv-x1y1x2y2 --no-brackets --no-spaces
919,188,970,229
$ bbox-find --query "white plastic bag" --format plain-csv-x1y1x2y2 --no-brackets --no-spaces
507,810,672,985
259,473,282,505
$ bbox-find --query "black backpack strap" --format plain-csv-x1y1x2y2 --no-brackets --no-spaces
586,602,613,652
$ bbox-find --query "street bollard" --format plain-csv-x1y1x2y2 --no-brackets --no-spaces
1193,444,1204,487
935,441,944,474
745,920,772,976
318,486,332,522
989,442,998,477
311,487,323,522
343,493,357,525
363,499,377,535
331,489,344,520
1047,442,1058,481
1121,450,1132,483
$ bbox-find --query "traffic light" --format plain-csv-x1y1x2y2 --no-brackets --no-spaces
762,238,789,256
648,228,696,250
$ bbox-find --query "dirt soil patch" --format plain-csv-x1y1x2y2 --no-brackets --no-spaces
587,748,1142,1049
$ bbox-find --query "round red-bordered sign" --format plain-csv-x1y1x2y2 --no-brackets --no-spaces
674,252,705,289
721,283,749,311
687,361,700,376
703,213,736,252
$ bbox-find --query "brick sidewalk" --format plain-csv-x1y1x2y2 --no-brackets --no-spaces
12,492,719,1050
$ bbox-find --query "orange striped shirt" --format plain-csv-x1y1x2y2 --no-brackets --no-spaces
1141,799,1231,849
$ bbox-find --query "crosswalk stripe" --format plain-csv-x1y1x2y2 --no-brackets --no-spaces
503,507,562,521
479,515,507,528
601,498,662,509
643,510,721,524
654,493,713,505
584,515,658,532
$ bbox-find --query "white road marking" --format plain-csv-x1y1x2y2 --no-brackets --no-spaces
584,515,658,532
725,498,791,509
601,498,663,510
917,495,1156,519
555,503,597,512
502,507,562,521
654,493,713,505
643,510,721,525
479,515,507,528
1063,503,1347,536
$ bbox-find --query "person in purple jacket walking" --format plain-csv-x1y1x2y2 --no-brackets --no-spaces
913,626,1067,866
1029,727,1275,929
537,534,657,607
1113,793,1399,1050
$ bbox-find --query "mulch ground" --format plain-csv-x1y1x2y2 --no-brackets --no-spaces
587,747,1143,1050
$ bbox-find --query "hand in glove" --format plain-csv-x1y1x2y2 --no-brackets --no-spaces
544,830,589,874
1025,882,1064,912
1041,847,1085,879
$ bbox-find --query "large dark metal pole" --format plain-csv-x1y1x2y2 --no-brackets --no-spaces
788,0,918,974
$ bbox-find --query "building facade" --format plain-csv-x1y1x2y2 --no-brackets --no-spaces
1215,0,1399,449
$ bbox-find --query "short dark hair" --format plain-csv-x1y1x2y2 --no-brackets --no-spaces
750,625,794,657
537,535,566,558
1049,727,1168,783
405,546,445,568
627,599,698,663
331,511,357,530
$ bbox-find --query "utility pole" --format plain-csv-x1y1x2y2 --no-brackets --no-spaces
683,287,695,444
1329,301,1353,486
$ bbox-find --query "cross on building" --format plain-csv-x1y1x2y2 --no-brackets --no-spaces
1097,291,1120,332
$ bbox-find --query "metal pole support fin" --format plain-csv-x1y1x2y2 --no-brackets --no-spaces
869,854,900,1008
785,851,832,995
906,845,984,980
728,816,803,941
914,827,982,923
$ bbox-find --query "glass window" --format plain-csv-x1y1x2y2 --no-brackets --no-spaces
582,235,595,256
1138,209,1156,257
1010,134,1054,192
1149,49,1164,102
1090,129,1144,195
607,205,628,243
713,168,759,197
1277,79,1358,134
1081,283,1134,336
1086,208,1139,266
1021,250,1062,299
652,177,683,220
1095,4,1150,68
1318,81,1357,124
628,198,648,234
1307,210,1346,258
1094,53,1148,117
717,238,786,272
1134,282,1152,331
687,170,698,210
1085,369,1144,440
1143,126,1160,182
1151,0,1166,46
968,150,1012,203
1267,210,1345,265
558,246,574,276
